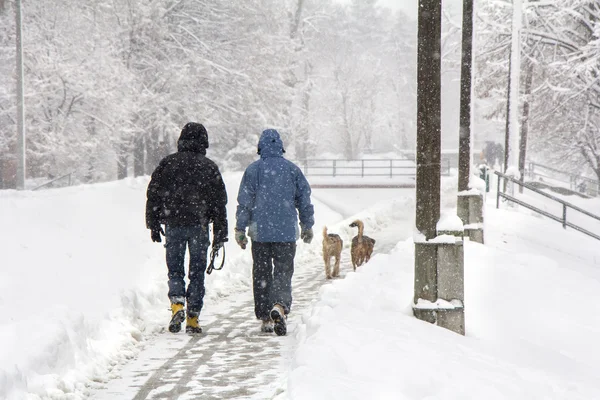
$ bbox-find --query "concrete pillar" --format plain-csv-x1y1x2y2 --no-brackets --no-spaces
437,238,465,335
457,195,469,226
465,226,484,243
414,242,438,303
413,237,465,335
457,192,484,244
469,194,484,223
413,241,438,326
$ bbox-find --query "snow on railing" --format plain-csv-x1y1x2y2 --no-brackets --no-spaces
495,170,600,241
292,159,451,178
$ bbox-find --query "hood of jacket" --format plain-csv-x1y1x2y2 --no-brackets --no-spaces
257,129,285,158
178,122,208,154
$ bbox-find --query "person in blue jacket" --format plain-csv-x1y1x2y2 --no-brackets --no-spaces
235,129,314,336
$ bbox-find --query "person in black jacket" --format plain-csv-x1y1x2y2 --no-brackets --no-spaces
146,122,228,334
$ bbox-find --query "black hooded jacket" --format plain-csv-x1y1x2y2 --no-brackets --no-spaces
145,123,228,243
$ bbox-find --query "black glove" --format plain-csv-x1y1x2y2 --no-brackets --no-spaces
301,228,313,244
212,238,227,250
151,226,164,243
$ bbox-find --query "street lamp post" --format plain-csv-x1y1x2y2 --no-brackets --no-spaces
15,0,25,190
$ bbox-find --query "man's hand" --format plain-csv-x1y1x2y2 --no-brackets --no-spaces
151,226,164,243
301,228,313,244
235,229,248,250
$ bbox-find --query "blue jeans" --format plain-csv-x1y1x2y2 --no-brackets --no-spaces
251,242,296,320
165,225,209,315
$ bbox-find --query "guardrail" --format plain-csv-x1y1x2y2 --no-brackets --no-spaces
495,170,600,241
528,161,598,196
32,172,74,191
293,159,451,178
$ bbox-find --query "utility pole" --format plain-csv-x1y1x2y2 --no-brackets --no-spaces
415,0,441,241
414,0,441,310
456,0,483,245
413,0,465,336
15,0,26,190
457,0,473,194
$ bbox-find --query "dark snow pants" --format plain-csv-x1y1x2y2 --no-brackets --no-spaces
165,225,209,315
251,241,296,321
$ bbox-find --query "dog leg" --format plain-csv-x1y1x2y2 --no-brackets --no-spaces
324,255,332,279
333,255,340,277
358,253,365,267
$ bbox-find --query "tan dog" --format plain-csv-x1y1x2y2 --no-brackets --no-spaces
349,220,375,270
322,226,343,279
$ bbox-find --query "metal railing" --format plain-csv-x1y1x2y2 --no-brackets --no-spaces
293,159,451,178
495,170,600,241
32,172,74,191
528,161,598,196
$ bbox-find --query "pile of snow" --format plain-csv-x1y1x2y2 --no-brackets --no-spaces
4,166,600,399
0,178,168,399
0,171,356,400
288,194,600,399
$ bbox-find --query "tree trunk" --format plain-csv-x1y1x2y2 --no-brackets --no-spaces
341,90,354,158
298,63,313,159
117,145,128,180
145,129,170,174
458,0,474,193
505,0,522,175
289,0,307,158
518,61,533,193
415,0,441,240
133,134,145,177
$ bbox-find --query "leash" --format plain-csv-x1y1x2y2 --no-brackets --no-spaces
206,245,225,275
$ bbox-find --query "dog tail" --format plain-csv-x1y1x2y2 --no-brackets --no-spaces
351,219,364,240
323,226,328,240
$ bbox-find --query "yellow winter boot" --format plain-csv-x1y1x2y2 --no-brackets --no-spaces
186,313,202,335
168,303,185,333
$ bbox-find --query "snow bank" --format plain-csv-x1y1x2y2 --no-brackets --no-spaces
0,178,168,399
288,197,600,399
0,171,356,399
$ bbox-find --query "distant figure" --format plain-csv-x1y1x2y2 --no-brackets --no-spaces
235,129,314,336
484,141,504,168
145,122,228,335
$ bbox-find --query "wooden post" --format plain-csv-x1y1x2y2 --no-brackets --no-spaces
457,0,473,194
414,0,442,313
415,0,441,241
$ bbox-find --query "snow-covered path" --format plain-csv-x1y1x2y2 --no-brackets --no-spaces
90,256,329,400
88,186,408,400
7,171,600,399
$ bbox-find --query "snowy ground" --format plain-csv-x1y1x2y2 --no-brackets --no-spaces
1,171,600,399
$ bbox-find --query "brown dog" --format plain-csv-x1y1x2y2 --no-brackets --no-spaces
322,226,343,279
349,220,375,270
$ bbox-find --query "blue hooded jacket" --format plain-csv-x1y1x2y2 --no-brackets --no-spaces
235,129,314,242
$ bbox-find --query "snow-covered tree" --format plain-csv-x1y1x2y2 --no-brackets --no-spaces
0,0,421,183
